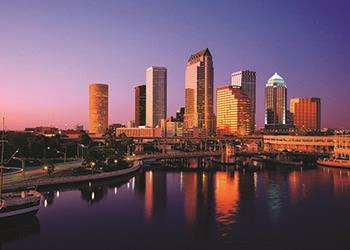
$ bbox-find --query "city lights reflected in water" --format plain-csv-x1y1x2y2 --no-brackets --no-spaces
215,171,240,235
180,171,183,191
131,177,135,190
3,168,350,250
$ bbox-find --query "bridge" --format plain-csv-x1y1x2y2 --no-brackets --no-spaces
122,135,263,155
131,151,222,161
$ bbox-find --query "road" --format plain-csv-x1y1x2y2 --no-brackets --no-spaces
4,160,83,185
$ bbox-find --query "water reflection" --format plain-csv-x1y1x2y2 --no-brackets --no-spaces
320,167,350,195
3,166,350,250
80,184,108,203
144,171,167,222
0,216,40,246
42,191,55,207
215,171,239,237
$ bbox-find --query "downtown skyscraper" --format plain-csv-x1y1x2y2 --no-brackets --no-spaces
184,48,215,136
216,86,252,136
146,66,167,128
290,97,321,131
265,73,287,128
89,83,108,135
135,84,146,127
231,70,256,133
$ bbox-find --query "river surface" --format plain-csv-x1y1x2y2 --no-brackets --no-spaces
1,165,350,250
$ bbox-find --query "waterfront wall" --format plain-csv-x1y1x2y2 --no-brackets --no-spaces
3,160,142,191
263,135,350,154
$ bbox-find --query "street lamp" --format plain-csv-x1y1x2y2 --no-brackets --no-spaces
43,146,51,160
12,156,25,179
6,148,19,164
56,150,67,163
78,144,87,159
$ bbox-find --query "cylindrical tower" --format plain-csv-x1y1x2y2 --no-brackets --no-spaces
89,83,109,136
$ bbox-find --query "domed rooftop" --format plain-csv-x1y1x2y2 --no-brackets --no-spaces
266,72,286,87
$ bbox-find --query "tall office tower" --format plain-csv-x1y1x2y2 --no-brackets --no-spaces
231,70,256,133
290,97,321,131
265,72,287,127
135,84,146,127
216,85,252,136
184,48,215,136
175,107,185,122
146,66,167,127
89,83,109,135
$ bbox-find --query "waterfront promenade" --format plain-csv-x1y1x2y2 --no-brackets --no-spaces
2,151,222,191
3,160,84,185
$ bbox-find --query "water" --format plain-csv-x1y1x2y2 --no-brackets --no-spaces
1,166,350,250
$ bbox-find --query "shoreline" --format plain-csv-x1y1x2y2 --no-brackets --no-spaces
3,160,142,192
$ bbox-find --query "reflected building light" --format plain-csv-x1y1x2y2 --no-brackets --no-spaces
91,192,95,201
44,199,48,208
56,191,60,198
132,177,135,190
114,187,118,195
215,172,240,228
127,182,130,189
202,173,206,183
253,172,257,191
180,171,183,191
89,182,91,187
149,171,153,182
145,171,154,223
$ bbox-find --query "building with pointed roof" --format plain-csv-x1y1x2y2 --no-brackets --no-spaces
266,72,286,87
184,48,215,136
265,72,287,128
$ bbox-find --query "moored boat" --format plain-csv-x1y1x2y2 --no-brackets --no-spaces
0,189,42,219
317,159,350,169
263,158,303,167
0,117,42,220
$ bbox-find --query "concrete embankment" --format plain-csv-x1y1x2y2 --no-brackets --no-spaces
3,160,142,192
3,150,224,191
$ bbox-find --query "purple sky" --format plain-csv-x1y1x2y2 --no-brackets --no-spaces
0,0,349,130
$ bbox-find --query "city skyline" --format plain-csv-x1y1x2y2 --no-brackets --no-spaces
0,1,349,130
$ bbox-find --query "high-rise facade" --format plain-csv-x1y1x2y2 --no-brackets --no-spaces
89,83,108,135
184,48,215,136
231,70,256,133
265,72,287,127
135,84,146,127
175,107,185,122
290,97,321,131
146,66,167,127
216,86,252,136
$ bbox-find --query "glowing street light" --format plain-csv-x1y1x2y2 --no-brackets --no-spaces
56,150,67,163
